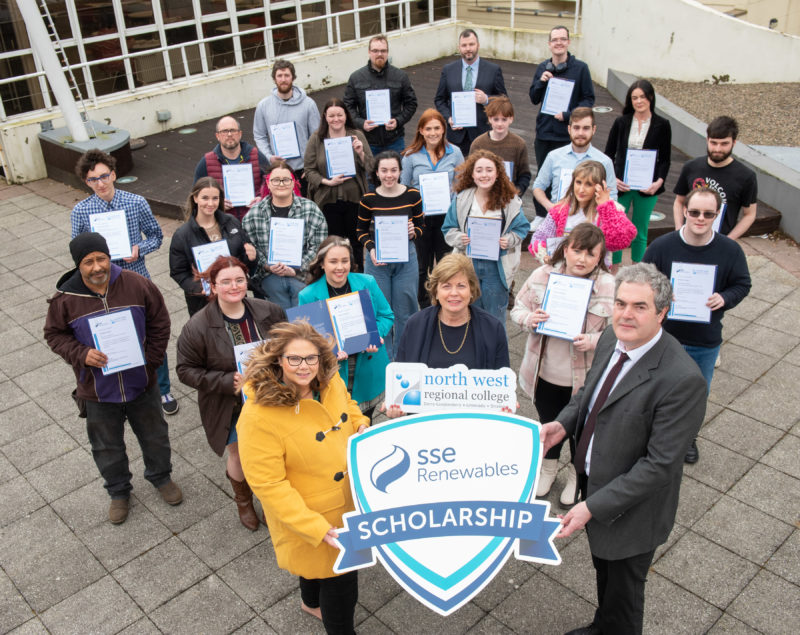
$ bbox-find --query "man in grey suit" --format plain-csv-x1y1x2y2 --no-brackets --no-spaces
541,263,706,635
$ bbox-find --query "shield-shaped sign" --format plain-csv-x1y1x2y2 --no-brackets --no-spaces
333,412,561,615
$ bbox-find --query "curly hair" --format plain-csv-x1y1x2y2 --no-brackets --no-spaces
243,321,339,407
75,148,116,180
453,149,517,211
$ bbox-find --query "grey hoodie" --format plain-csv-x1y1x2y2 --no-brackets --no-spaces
253,85,321,171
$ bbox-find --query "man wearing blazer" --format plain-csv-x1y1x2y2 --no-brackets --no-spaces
541,263,706,635
434,29,507,158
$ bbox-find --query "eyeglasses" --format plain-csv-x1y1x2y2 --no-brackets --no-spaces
215,278,247,288
369,48,388,54
86,172,112,184
270,177,293,186
216,128,241,135
686,209,718,219
283,354,320,367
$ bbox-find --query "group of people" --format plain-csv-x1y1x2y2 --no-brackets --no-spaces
43,25,759,635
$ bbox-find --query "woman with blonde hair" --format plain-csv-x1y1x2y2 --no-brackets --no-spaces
442,149,530,326
238,320,368,634
528,160,635,266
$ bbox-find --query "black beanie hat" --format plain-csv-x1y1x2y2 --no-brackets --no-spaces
69,232,110,267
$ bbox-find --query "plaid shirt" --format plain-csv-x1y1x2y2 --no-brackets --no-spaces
242,195,327,283
71,189,163,279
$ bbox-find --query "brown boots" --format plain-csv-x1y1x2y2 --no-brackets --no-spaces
226,471,260,531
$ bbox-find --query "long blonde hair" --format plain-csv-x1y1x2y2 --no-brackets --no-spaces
244,321,339,406
560,160,606,217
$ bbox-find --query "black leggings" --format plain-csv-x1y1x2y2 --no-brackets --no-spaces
416,214,451,307
535,377,575,460
299,571,358,635
322,200,363,272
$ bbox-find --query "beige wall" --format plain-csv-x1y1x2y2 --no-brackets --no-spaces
701,1,800,35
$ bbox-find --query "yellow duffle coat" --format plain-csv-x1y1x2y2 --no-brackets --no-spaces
238,373,368,580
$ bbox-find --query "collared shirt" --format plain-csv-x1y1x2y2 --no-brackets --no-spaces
242,194,328,283
584,329,663,475
400,143,464,190
461,57,480,90
532,143,618,203
71,189,163,279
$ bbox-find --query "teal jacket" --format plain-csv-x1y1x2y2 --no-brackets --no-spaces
298,273,393,404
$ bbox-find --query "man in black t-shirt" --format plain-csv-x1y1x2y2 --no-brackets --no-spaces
673,116,758,239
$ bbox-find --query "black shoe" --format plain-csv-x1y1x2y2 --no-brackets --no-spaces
565,623,602,635
684,438,699,464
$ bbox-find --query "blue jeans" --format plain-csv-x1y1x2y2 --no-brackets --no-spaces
364,242,418,360
683,344,720,392
369,136,406,158
85,385,173,499
261,274,306,311
156,355,170,396
471,258,508,330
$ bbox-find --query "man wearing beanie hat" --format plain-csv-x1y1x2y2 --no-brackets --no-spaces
44,233,182,524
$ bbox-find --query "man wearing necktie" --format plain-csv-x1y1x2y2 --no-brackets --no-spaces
541,263,706,635
433,29,507,158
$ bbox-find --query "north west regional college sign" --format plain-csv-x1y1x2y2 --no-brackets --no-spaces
333,411,562,616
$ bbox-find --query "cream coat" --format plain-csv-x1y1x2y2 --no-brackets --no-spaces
238,373,368,579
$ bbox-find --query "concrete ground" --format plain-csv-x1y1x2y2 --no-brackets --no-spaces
0,178,798,634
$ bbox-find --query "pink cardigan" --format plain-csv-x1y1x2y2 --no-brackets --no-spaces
528,199,636,257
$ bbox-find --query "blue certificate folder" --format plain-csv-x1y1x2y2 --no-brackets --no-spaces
286,290,381,355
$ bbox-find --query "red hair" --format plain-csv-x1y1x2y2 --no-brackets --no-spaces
404,108,449,160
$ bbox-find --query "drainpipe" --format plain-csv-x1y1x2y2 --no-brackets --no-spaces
15,0,90,142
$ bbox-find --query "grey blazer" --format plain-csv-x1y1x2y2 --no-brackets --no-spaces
558,326,706,560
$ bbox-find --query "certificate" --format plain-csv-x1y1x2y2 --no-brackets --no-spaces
712,203,726,233
268,217,304,267
503,161,514,180
222,164,255,207
365,89,391,125
419,171,451,216
624,149,657,191
88,309,146,376
451,91,477,128
327,292,368,351
270,122,301,159
192,240,231,295
541,77,575,116
324,137,356,177
466,217,502,261
234,340,265,402
556,168,574,201
536,273,594,340
374,215,409,263
89,210,132,260
668,262,717,323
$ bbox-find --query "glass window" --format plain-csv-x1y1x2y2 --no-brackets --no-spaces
271,8,299,57
238,15,266,63
123,1,154,29
204,19,236,70
161,0,197,23
76,1,117,39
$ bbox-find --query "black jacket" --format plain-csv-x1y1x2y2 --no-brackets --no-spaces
343,61,418,147
169,210,254,315
604,112,672,196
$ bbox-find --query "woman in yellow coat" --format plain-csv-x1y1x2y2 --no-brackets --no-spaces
237,321,368,635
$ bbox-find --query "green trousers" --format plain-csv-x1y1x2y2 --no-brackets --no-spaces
612,191,659,264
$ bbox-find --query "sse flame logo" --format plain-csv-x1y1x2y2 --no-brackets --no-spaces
369,445,410,493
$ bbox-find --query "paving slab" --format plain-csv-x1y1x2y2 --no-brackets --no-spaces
729,322,800,359
760,433,800,479
644,571,722,634
783,342,800,367
217,541,297,613
728,383,799,430
765,530,800,587
716,342,777,383
0,452,19,485
709,369,753,406
0,568,34,633
375,587,485,634
332,552,403,614
233,616,279,634
673,475,724,527
179,505,268,570
728,569,800,635
260,588,327,634
682,438,755,492
2,423,77,474
24,446,96,502
707,613,762,634
117,617,163,635
39,574,143,635
693,495,793,565
701,408,784,460
149,574,255,635
728,463,800,526
0,476,47,528
757,359,800,394
7,617,48,634
726,294,774,322
467,614,515,634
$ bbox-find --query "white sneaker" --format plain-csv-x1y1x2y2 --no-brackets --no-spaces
559,463,578,506
536,459,559,497
714,352,721,368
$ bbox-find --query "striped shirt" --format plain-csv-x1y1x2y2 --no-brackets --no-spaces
357,187,424,253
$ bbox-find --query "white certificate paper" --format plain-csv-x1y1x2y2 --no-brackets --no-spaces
192,240,231,295
89,210,132,260
268,217,304,267
324,137,357,177
234,340,265,402
624,149,657,191
365,89,391,125
327,292,368,351
270,122,301,159
541,77,575,116
466,217,502,261
556,168,574,201
504,161,514,181
713,203,726,233
222,164,255,207
668,262,717,323
536,273,595,340
374,215,409,263
419,171,451,216
88,309,146,376
451,91,477,128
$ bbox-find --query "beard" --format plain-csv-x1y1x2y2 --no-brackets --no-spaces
707,147,732,163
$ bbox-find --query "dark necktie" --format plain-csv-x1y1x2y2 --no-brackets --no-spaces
464,66,474,91
573,352,630,475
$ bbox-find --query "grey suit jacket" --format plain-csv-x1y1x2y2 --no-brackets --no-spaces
557,326,706,560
